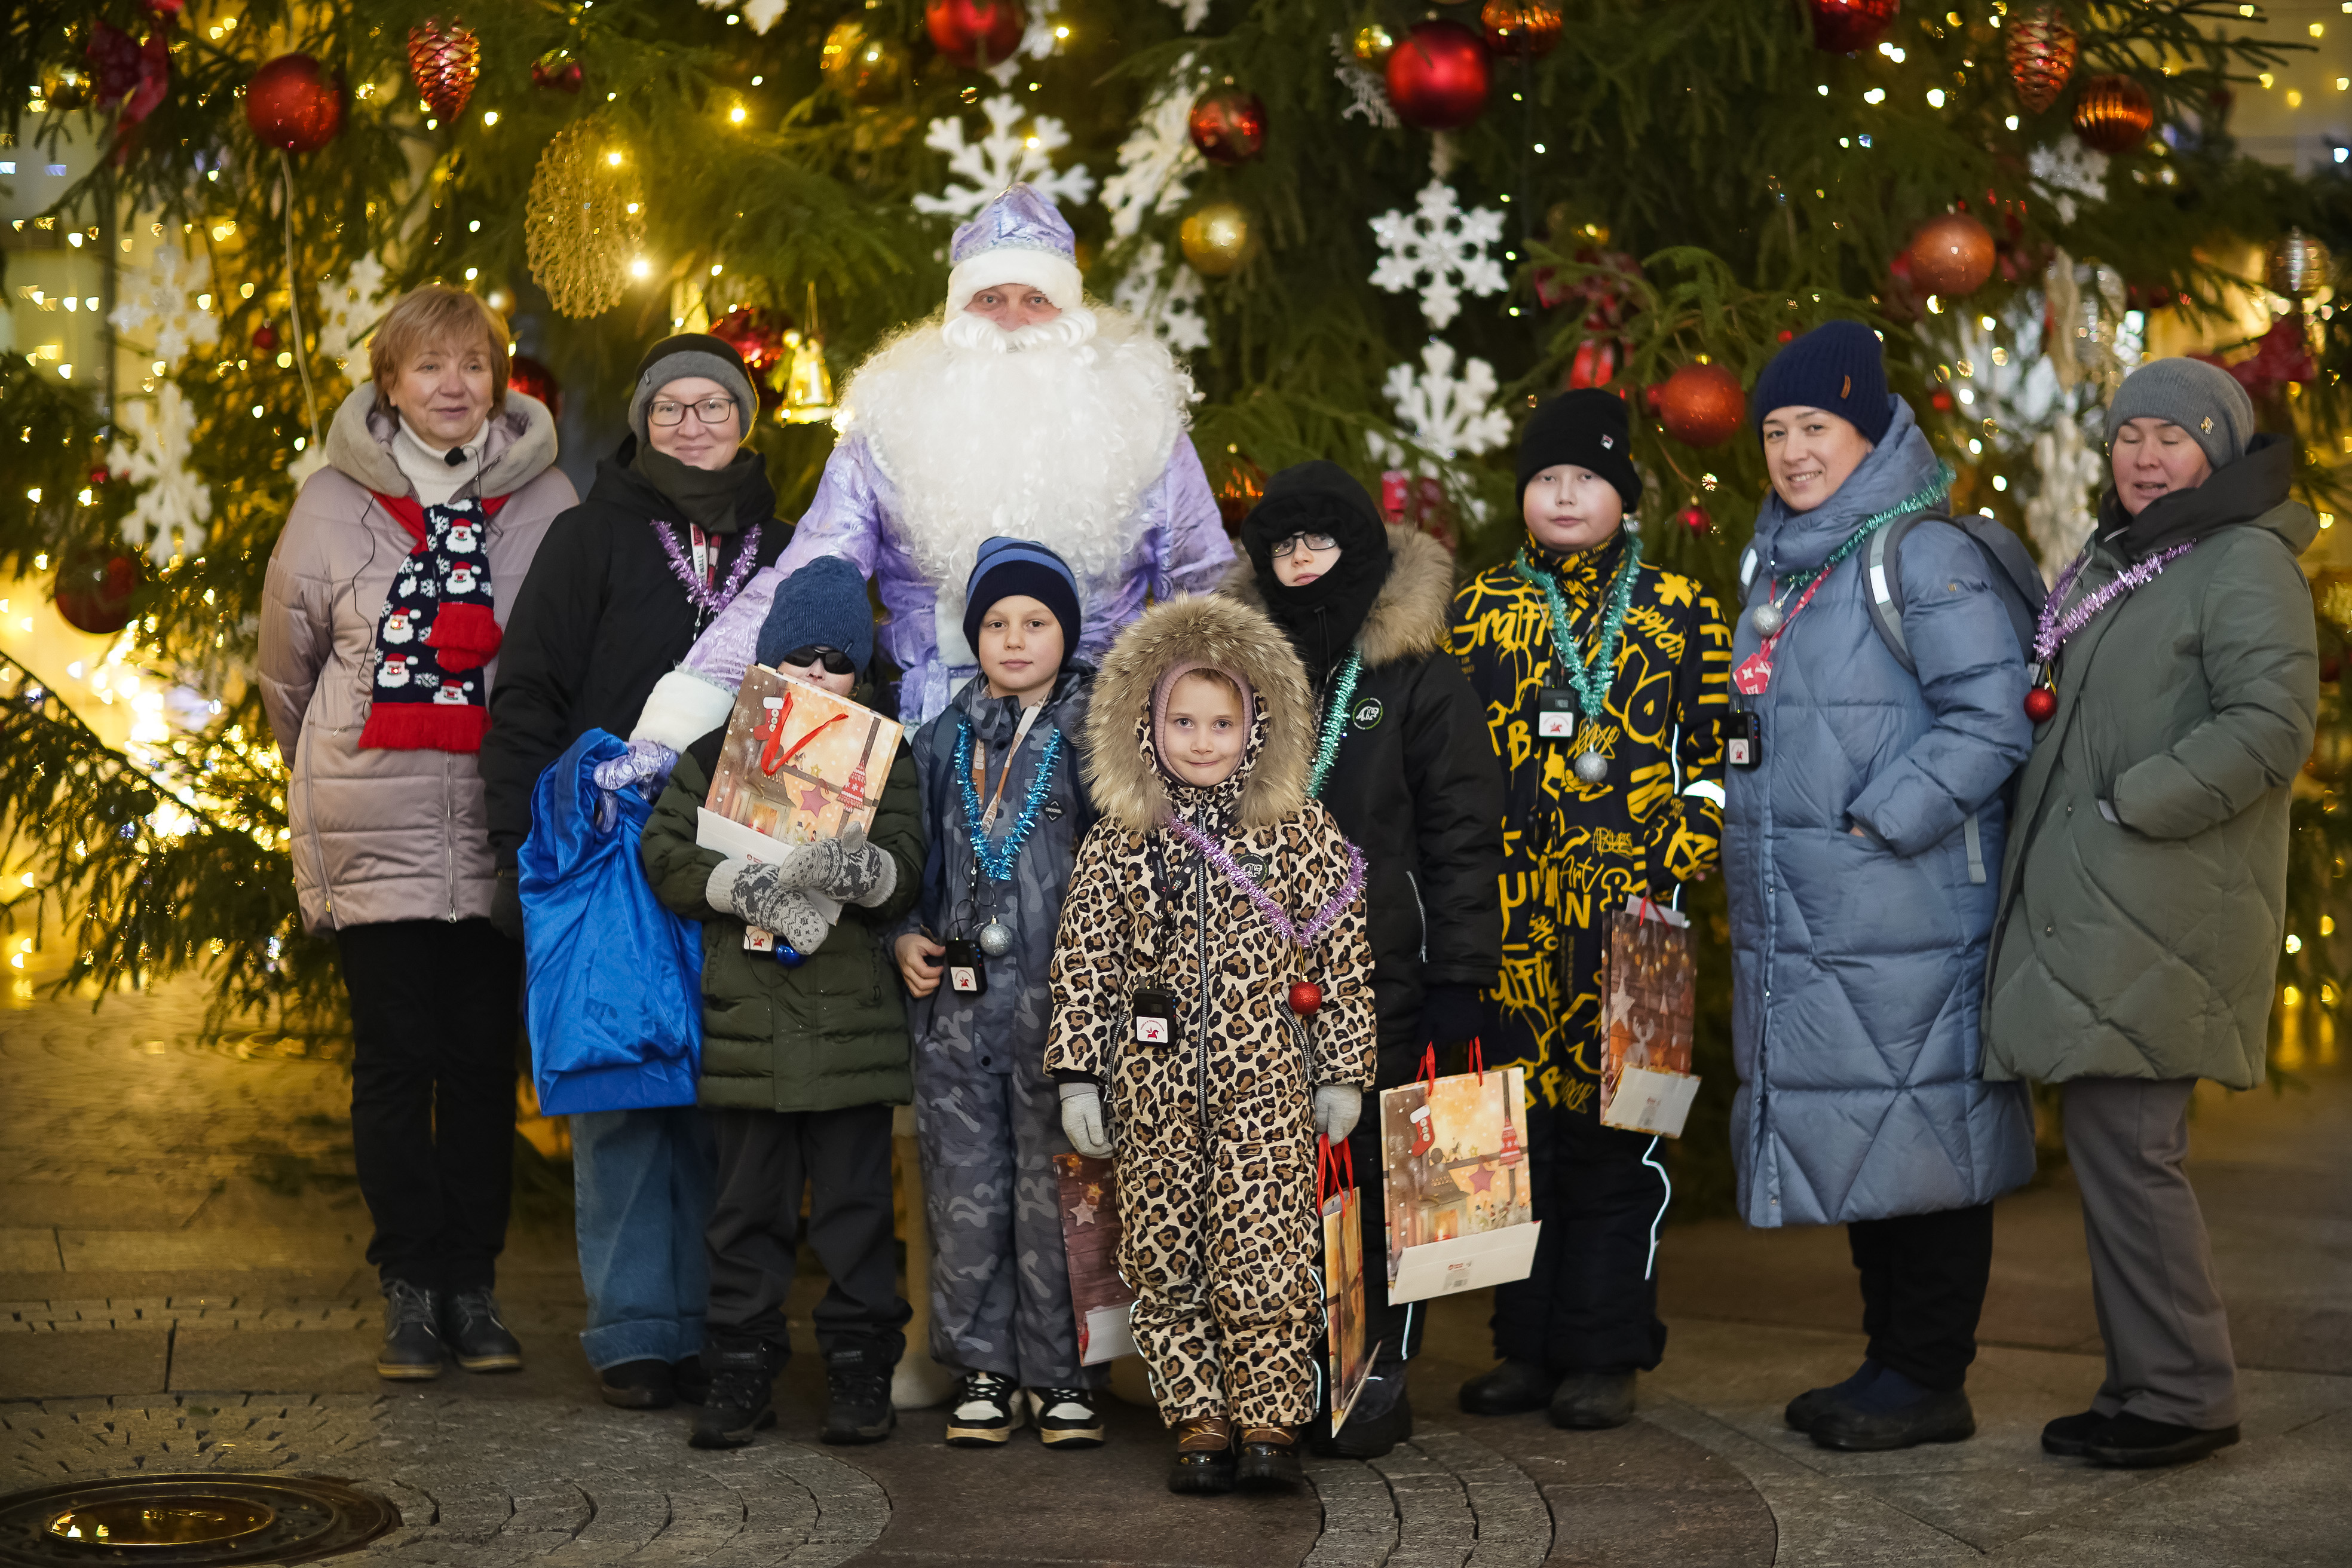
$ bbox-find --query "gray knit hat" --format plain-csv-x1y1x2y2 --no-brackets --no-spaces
626,333,759,447
2103,357,2256,470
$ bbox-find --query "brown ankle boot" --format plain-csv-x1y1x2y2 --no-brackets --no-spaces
1168,1416,1236,1495
1235,1423,1303,1490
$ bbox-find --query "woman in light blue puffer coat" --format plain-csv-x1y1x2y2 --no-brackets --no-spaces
1723,321,2035,1455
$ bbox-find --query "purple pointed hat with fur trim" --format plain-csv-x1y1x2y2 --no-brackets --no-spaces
947,183,1084,313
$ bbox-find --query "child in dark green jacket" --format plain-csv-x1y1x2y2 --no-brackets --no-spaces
640,555,924,1452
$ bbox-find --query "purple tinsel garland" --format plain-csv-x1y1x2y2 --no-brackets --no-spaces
2034,540,2197,667
1165,817,1367,948
651,520,764,617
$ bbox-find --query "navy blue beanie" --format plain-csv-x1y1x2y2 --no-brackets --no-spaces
757,555,875,673
963,537,1083,662
1751,320,1894,446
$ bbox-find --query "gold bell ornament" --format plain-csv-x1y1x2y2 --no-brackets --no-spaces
780,282,838,426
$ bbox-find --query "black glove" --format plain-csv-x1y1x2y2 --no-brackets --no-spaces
1417,982,1484,1052
489,870,525,943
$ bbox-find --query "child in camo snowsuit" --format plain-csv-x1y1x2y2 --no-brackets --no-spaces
1047,593,1376,1497
895,540,1104,1449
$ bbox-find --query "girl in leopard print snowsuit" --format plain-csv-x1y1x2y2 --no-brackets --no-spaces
1046,595,1375,1495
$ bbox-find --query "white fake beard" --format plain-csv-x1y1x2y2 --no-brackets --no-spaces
844,304,1195,635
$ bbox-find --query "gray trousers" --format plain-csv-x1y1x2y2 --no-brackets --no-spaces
2063,1077,2240,1429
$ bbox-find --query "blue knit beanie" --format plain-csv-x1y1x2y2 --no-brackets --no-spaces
963,537,1083,661
757,555,875,673
1752,320,1895,446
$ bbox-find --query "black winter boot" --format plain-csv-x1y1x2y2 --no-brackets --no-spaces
441,1288,524,1373
672,1353,710,1407
690,1340,778,1450
1549,1371,1636,1430
821,1345,896,1445
1167,1417,1236,1495
376,1281,445,1380
1458,1358,1557,1416
1309,1364,1413,1459
1234,1425,1303,1491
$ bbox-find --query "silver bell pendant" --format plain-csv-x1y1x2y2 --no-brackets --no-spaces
1573,749,1609,785
1749,601,1787,637
976,920,1015,958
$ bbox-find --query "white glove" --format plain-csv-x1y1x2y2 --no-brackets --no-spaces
1058,1083,1112,1157
1314,1085,1362,1143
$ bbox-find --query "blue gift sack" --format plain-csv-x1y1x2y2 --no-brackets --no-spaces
519,728,703,1116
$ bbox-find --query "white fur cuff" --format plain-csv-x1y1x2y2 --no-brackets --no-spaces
948,248,1085,313
632,668,736,752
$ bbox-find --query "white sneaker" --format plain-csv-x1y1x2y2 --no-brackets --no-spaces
1030,1386,1106,1448
944,1371,1022,1446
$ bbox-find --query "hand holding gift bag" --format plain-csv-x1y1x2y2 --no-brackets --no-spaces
1378,1042,1541,1303
1597,895,1702,1137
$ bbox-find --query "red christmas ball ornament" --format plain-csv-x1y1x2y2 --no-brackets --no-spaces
2072,74,2154,154
1930,387,1955,412
1480,0,1562,58
708,307,796,410
531,47,583,93
1905,212,1996,298
1288,981,1324,1016
407,17,480,123
506,353,563,421
1386,19,1490,131
1809,0,1899,54
925,0,1025,71
53,549,142,636
1187,85,1268,167
2008,7,2078,115
2023,685,2057,722
1655,362,1745,448
251,322,279,353
246,54,343,153
1677,503,1711,533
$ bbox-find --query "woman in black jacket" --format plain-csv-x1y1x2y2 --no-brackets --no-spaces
479,333,789,1411
1223,461,1505,1459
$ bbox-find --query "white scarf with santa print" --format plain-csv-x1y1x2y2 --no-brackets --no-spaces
358,492,507,752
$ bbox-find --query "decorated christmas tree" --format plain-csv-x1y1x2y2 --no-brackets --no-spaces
1,0,2344,1044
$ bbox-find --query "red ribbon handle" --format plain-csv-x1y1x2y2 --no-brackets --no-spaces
1468,1035,1484,1085
1319,1134,1356,1205
1418,1043,1439,1092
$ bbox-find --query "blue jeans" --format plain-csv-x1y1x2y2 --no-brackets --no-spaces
571,1105,716,1370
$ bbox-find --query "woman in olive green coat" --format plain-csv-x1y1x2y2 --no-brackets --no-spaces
1985,359,2317,1472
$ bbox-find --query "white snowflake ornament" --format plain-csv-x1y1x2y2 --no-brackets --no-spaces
1102,59,1204,240
984,0,1067,87
1370,180,1507,329
914,94,1095,221
107,384,213,566
1330,35,1400,128
316,255,393,391
1110,240,1209,354
1383,339,1512,460
108,243,220,367
2030,141,2109,225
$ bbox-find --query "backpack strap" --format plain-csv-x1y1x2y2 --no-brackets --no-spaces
1864,513,1927,676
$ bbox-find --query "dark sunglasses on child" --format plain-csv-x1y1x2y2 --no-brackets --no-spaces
779,645,858,676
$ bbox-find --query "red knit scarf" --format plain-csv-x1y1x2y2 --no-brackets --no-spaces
357,492,510,752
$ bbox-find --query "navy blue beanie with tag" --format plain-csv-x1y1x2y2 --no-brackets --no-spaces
963,537,1083,660
1751,320,1894,446
757,555,875,673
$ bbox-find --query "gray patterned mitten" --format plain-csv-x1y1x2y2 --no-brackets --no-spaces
706,858,831,954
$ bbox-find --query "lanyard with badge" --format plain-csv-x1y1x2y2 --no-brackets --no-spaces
942,702,1058,996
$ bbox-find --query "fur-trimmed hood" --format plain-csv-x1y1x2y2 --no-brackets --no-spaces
323,381,561,501
1220,523,1455,670
1083,593,1313,834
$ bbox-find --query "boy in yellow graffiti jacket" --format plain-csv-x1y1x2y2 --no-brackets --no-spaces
1447,389,1731,1430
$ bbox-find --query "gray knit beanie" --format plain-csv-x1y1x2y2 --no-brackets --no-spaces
2103,357,2256,470
626,333,759,447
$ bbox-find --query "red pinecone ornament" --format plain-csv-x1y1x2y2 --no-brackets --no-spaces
2023,685,2057,722
408,17,480,123
2008,8,2077,115
1288,981,1324,1016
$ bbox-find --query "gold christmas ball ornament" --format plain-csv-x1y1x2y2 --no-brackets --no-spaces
2071,74,2155,155
2268,228,2333,301
1178,201,1252,277
40,60,95,111
1351,23,1395,65
524,122,650,319
822,19,911,105
1546,202,1610,249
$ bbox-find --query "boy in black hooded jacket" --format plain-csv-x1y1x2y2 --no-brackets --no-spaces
1223,461,1505,1457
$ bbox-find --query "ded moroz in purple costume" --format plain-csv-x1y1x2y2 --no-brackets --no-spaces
630,184,1232,743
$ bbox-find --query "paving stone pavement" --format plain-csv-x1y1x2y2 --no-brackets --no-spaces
3,969,2347,1564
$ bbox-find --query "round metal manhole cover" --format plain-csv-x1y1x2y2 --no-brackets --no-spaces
0,1475,395,1566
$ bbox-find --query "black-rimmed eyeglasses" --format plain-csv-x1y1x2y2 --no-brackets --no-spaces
1269,532,1337,558
648,396,739,427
